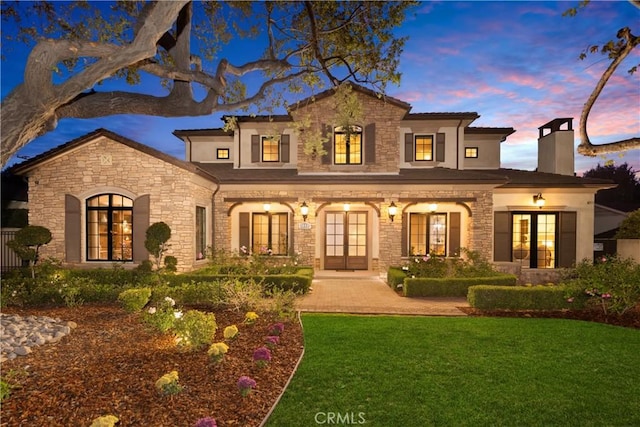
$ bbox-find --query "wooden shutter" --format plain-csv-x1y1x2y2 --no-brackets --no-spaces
239,212,250,250
558,212,577,268
404,133,414,162
251,135,260,163
449,212,461,257
436,133,445,162
401,213,409,257
493,211,511,262
364,123,376,164
64,195,81,262
321,124,333,165
133,194,150,262
280,134,290,163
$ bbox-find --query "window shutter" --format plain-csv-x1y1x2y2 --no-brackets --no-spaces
436,133,445,162
493,211,511,262
558,212,577,268
404,133,414,162
251,135,260,163
65,195,81,262
239,212,250,251
281,134,290,163
133,194,150,262
365,123,376,164
321,124,333,165
401,213,408,257
449,212,461,257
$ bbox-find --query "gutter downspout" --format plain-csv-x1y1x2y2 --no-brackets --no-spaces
456,119,463,170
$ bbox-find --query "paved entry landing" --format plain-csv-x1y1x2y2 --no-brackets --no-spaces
297,271,468,316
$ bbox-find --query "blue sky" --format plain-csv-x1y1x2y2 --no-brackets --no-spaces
2,1,639,174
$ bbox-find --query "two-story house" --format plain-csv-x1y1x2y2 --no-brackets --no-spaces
11,83,613,283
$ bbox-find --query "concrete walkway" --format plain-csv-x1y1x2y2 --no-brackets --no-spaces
297,271,469,316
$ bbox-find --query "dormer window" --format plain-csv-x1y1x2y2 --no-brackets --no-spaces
415,135,434,161
334,125,362,165
262,136,280,162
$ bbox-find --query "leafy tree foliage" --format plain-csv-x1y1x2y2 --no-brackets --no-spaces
144,221,172,270
0,1,416,166
583,163,640,211
615,209,640,239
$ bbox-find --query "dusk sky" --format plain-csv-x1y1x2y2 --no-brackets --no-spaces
2,1,639,174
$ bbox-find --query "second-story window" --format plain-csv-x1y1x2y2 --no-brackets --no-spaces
217,148,230,159
415,135,434,161
465,147,478,158
262,136,280,162
334,126,362,165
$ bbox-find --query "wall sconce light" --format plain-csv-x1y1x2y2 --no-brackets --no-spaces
388,201,397,222
428,202,438,213
263,202,271,212
533,193,545,209
343,203,350,212
300,201,309,222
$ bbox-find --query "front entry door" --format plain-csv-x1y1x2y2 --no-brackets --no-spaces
324,211,368,270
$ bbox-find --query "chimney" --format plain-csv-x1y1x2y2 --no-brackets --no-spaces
537,118,575,176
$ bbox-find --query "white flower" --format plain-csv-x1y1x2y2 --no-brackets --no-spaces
174,311,183,319
164,296,176,306
148,307,157,314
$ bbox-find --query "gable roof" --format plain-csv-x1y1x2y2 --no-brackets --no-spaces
10,128,219,183
480,168,615,189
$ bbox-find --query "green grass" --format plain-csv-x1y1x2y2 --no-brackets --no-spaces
266,315,640,427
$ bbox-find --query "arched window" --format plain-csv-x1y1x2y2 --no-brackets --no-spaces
86,194,133,261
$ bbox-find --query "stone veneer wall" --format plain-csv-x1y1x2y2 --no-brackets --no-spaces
291,91,407,173
213,186,494,275
27,136,216,272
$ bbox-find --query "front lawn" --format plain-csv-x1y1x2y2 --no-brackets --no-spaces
266,314,640,426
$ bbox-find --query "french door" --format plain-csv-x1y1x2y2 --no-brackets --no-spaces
324,211,368,270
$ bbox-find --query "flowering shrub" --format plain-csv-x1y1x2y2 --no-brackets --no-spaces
155,371,183,395
194,417,217,427
237,376,256,397
90,415,119,427
253,346,272,368
174,310,217,350
207,342,229,364
208,248,302,275
143,296,178,333
244,311,259,324
223,324,239,340
564,255,640,315
402,248,500,279
264,335,280,350
269,322,285,336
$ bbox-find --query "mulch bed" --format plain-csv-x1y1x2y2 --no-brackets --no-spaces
0,305,304,427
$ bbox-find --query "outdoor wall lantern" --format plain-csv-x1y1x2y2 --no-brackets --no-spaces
428,202,438,213
388,201,398,222
533,193,546,209
300,201,309,222
343,203,351,212
263,202,272,213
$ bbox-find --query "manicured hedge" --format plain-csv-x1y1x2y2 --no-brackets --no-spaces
403,275,517,297
387,267,407,289
467,285,587,310
163,273,312,294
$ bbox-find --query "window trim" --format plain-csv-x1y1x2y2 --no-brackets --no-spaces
261,135,280,162
216,148,230,159
334,125,363,165
414,134,435,162
465,147,479,158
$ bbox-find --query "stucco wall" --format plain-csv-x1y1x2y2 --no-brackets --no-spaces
26,136,216,271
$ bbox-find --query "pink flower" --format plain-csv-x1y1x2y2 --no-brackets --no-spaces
195,417,217,427
566,297,574,303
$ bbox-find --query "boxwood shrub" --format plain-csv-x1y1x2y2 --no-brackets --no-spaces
162,273,312,294
403,275,517,297
387,267,407,289
467,285,588,310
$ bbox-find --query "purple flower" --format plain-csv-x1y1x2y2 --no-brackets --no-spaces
265,336,280,345
270,322,285,336
237,376,256,396
253,346,272,362
195,417,217,427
